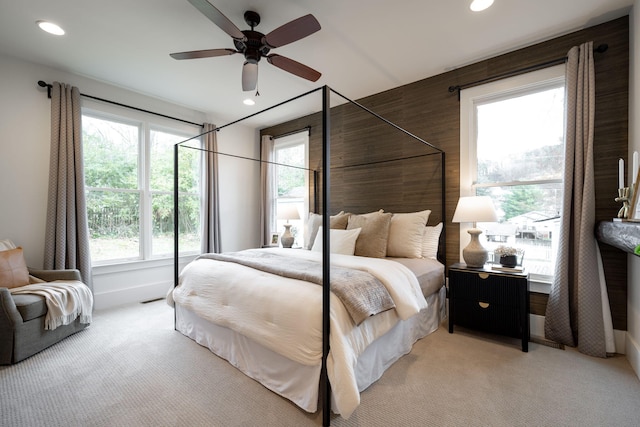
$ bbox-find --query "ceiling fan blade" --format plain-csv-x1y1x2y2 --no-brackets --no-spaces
262,14,321,48
242,62,258,91
267,54,321,82
187,0,246,41
170,48,237,60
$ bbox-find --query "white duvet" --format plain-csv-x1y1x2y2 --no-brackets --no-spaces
170,248,427,418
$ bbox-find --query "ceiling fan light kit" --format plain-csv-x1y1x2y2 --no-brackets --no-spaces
172,0,322,92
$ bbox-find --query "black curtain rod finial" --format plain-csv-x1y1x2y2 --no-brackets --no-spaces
38,80,52,98
595,43,608,53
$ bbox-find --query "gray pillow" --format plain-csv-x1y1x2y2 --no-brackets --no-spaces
347,211,392,258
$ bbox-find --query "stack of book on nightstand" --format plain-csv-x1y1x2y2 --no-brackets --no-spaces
490,264,525,273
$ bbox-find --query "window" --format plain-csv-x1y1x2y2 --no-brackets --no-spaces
274,132,309,247
82,109,201,264
460,65,565,283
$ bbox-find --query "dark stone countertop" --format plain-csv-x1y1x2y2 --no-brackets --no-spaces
595,220,640,256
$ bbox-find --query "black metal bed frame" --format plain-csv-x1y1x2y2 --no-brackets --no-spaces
173,85,445,426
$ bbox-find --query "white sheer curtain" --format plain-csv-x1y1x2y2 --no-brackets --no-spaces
44,82,92,290
544,42,615,357
201,123,221,253
260,135,276,247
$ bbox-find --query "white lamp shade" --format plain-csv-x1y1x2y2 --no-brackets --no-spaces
277,204,301,221
452,196,498,224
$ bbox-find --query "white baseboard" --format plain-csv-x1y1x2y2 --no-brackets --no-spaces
94,281,171,310
530,314,545,339
626,333,640,380
530,314,626,355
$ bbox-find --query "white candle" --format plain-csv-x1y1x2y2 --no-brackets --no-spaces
619,158,624,189
633,151,639,186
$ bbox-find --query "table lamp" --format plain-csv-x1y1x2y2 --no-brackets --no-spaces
452,196,498,267
277,204,300,248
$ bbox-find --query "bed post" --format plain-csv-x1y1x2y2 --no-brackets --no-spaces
441,151,446,265
321,85,331,427
173,143,179,331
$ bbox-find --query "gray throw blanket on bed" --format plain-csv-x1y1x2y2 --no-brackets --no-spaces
198,251,395,325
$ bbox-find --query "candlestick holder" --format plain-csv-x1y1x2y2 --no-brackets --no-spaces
615,187,630,219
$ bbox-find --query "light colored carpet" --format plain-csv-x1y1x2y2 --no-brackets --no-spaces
1,300,640,427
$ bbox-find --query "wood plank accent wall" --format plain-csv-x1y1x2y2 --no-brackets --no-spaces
262,17,629,330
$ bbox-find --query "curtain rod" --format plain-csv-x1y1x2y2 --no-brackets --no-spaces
272,126,311,140
37,80,203,128
448,43,609,97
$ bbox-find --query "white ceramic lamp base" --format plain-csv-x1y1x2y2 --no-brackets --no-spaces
281,224,295,248
462,228,488,268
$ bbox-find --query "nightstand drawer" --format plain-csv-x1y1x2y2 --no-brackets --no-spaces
449,269,525,307
453,300,522,338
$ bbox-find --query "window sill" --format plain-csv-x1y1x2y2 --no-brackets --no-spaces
530,279,551,294
92,254,198,276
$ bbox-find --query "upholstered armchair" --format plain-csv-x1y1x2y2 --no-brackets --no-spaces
0,240,92,364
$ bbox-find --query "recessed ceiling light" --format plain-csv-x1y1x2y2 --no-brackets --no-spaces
243,99,255,106
37,20,65,36
470,0,494,12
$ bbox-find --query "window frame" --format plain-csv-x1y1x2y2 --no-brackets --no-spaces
459,64,566,289
273,131,310,247
81,101,202,266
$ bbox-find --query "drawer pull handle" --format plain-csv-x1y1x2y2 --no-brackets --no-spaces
478,302,490,309
478,273,489,280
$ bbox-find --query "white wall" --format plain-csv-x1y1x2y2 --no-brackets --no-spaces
628,0,640,379
0,53,261,309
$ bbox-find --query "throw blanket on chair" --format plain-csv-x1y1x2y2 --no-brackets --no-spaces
10,281,93,330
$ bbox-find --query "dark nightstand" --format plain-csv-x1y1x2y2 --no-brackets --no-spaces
448,262,530,352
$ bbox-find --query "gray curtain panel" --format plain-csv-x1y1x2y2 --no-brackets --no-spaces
44,82,93,290
201,123,221,254
544,42,611,357
260,135,276,247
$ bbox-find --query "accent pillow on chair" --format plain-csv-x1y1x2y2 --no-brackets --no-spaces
0,247,29,289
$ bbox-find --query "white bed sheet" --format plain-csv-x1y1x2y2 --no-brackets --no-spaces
175,286,446,416
171,249,444,418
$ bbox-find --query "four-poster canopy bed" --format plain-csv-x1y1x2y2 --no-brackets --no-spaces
169,86,446,425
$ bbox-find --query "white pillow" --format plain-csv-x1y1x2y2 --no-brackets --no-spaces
0,239,17,252
311,227,362,255
421,222,443,259
386,210,431,258
303,211,348,250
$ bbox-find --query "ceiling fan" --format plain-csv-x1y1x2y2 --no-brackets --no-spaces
171,0,322,91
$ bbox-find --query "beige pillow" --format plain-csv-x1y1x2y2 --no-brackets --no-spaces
329,211,350,229
0,247,30,289
303,211,350,249
387,210,431,258
311,227,362,255
347,211,392,258
422,222,443,259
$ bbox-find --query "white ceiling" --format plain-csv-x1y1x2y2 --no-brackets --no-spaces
0,0,633,127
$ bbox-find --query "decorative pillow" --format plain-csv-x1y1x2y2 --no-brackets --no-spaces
0,247,30,289
329,211,350,230
0,238,17,252
304,213,323,249
311,227,362,255
386,210,432,258
347,211,392,258
303,211,350,249
422,222,443,259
